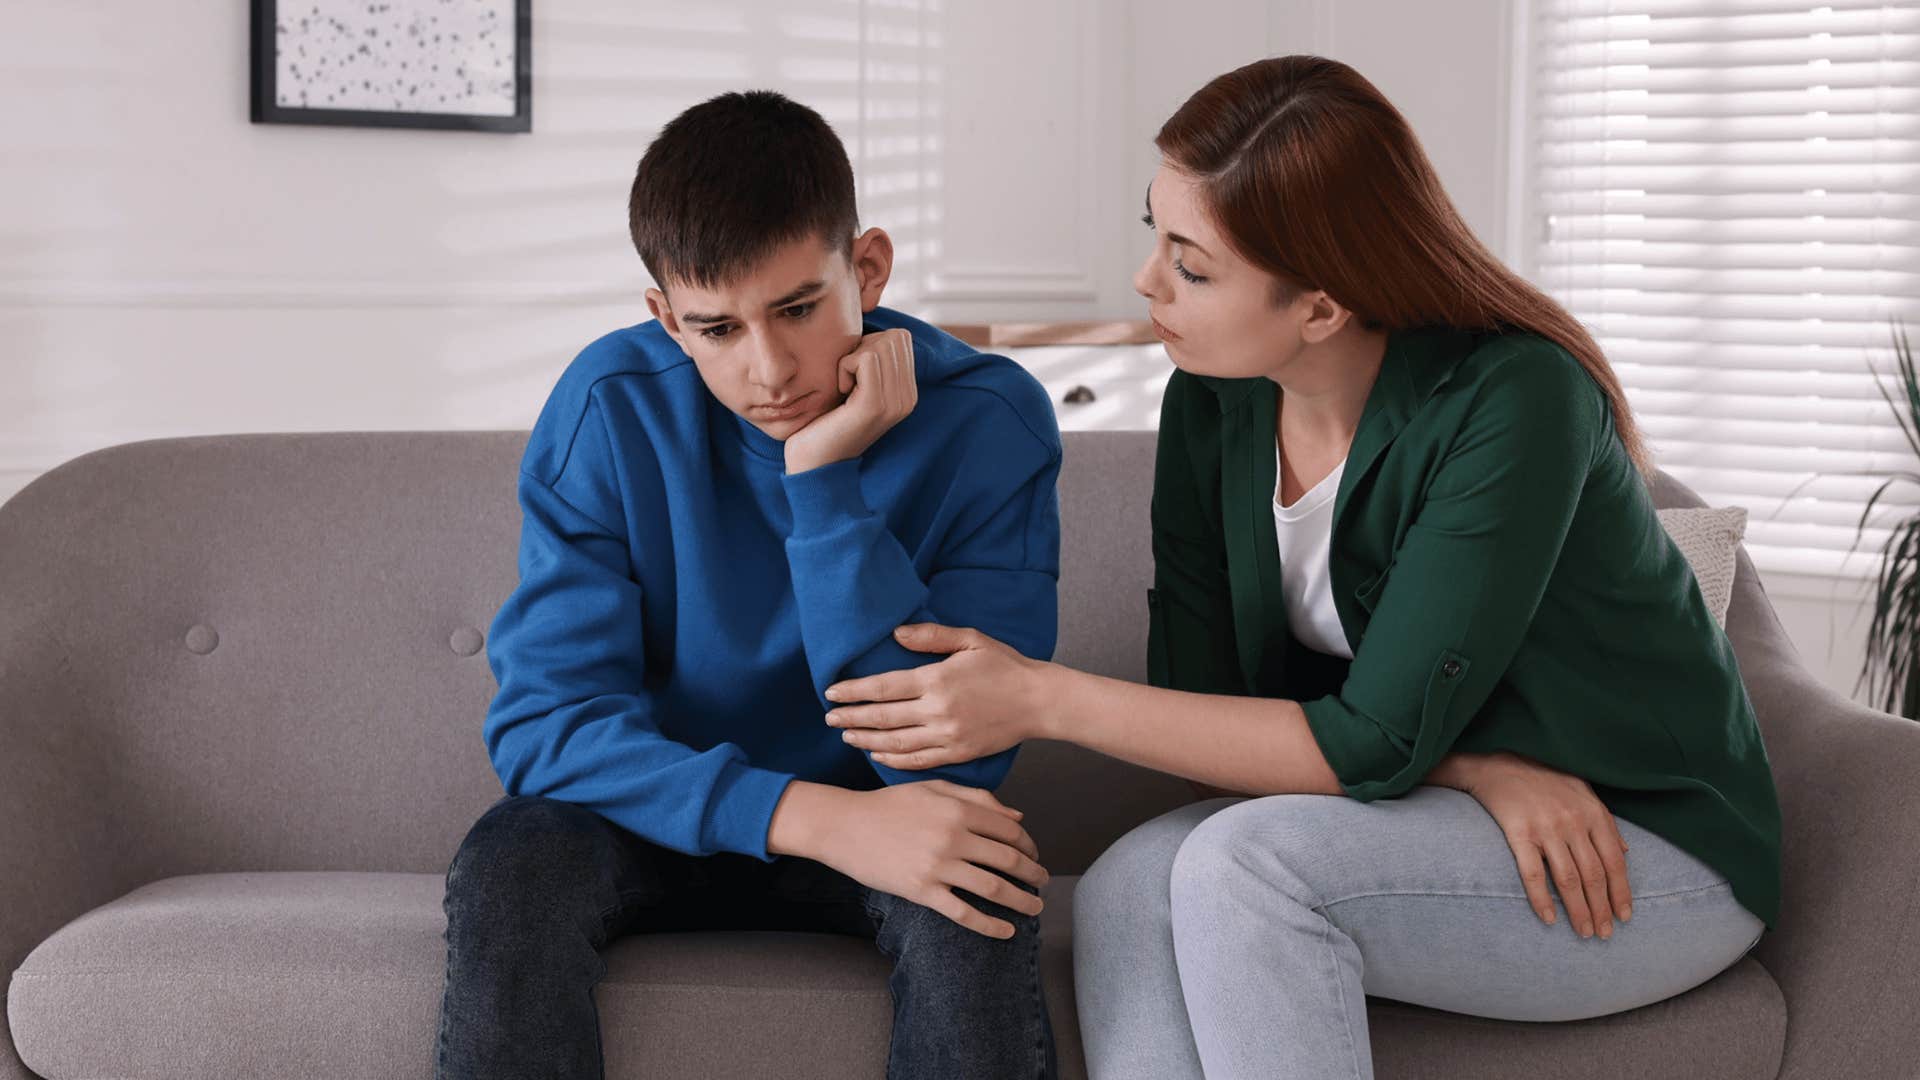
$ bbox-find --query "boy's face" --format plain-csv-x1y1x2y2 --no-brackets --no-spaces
647,228,894,441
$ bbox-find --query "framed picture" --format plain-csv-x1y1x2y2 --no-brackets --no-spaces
250,0,531,133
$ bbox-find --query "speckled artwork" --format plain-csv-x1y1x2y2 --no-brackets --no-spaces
272,0,518,117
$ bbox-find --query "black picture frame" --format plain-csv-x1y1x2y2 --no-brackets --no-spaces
250,0,532,133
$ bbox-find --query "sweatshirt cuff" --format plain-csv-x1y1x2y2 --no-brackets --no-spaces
782,458,872,535
700,759,797,861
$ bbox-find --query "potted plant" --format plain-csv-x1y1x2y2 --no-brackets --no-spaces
1852,323,1920,719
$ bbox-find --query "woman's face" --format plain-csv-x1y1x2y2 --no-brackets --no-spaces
1133,163,1316,381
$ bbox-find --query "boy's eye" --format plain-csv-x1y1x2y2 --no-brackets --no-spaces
782,302,815,320
699,323,735,340
1174,260,1206,284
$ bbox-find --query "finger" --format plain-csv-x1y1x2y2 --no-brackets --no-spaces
925,887,1015,939
964,804,1041,862
855,348,884,404
965,834,1050,890
1542,841,1596,938
931,780,1024,820
1593,823,1633,922
876,339,901,412
826,669,924,704
841,725,940,754
1508,841,1559,925
826,703,927,730
872,748,963,771
892,347,912,414
1568,835,1615,939
892,623,976,655
838,349,861,395
949,861,1044,918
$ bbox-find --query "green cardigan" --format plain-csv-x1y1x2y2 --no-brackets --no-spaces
1146,325,1783,929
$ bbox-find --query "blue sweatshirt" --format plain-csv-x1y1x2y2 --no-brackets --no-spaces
482,306,1063,861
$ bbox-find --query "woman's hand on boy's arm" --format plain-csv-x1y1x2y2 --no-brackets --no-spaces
825,623,1053,768
765,778,1049,939
784,328,919,475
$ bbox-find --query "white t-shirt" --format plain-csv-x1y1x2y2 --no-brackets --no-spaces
1273,442,1354,659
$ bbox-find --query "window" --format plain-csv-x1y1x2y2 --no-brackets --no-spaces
1521,0,1920,578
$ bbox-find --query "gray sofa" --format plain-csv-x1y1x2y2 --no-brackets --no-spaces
3,429,1917,1079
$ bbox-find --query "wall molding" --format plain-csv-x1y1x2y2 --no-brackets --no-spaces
921,268,1099,302
0,279,641,308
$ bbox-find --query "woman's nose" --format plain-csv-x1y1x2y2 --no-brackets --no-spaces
1132,253,1161,301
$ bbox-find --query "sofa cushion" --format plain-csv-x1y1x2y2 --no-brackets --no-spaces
1656,504,1750,628
9,870,1782,1079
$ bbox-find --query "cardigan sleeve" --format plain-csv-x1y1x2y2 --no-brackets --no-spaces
1298,341,1608,800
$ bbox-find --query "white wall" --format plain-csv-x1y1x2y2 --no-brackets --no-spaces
0,0,1879,704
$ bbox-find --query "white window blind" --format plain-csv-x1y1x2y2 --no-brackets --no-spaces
1522,0,1920,579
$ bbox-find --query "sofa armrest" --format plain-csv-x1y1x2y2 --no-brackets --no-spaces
1,624,133,1079
1741,651,1920,1080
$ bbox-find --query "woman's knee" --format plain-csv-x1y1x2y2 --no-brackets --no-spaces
1076,799,1237,938
1168,795,1332,920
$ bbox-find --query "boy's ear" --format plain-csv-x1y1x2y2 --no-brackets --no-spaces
645,287,687,350
850,227,894,312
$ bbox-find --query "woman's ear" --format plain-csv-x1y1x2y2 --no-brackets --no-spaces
1298,289,1354,345
850,227,895,311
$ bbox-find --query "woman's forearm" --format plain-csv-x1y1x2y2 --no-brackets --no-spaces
1034,663,1345,795
1029,662,1497,799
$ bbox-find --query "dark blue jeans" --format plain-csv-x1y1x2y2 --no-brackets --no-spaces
435,794,1057,1079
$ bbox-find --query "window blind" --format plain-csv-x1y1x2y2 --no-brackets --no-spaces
1523,0,1920,578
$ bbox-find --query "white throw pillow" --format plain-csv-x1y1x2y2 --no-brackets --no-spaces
1656,506,1748,628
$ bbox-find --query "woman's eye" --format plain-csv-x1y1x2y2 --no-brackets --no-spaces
1141,212,1155,229
1174,260,1206,284
700,323,735,340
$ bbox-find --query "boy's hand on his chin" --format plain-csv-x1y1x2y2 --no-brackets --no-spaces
783,328,918,474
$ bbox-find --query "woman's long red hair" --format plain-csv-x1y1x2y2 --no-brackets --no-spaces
1156,55,1654,479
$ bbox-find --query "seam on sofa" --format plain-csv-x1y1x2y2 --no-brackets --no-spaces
11,969,446,981
1366,959,1786,1033
592,983,891,997
13,970,892,997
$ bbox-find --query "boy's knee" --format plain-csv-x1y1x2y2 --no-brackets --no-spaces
874,882,1043,969
444,796,612,919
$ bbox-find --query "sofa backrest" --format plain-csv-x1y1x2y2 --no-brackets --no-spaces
0,430,1784,882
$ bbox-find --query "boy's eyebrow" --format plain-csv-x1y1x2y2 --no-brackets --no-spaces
679,280,828,326
1144,182,1212,259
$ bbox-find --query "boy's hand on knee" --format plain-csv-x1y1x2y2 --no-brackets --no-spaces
772,778,1049,939
783,328,918,474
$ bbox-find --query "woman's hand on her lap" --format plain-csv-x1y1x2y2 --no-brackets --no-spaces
1459,751,1633,939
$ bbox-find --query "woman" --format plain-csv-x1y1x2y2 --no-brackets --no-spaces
821,55,1781,1079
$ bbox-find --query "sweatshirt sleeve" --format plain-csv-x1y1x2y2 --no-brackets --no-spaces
781,402,1062,791
1298,344,1605,801
483,408,795,860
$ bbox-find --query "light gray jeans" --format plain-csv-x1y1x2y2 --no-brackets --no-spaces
1072,786,1766,1080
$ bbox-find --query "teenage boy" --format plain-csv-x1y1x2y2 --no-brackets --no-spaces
434,89,1063,1080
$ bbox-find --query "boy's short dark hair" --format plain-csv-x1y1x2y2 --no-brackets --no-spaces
628,90,859,291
